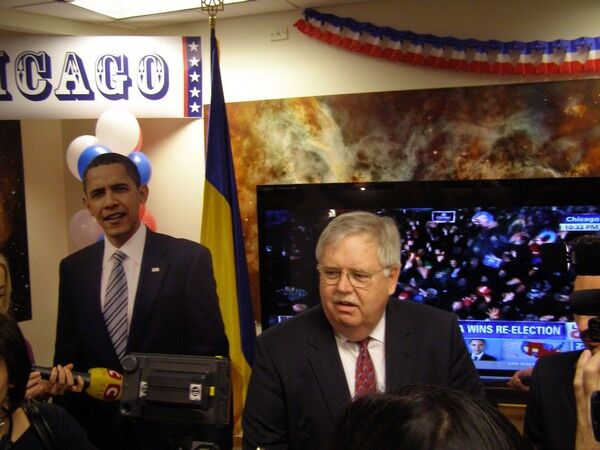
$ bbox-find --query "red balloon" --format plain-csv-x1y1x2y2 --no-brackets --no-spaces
135,129,143,151
141,208,157,231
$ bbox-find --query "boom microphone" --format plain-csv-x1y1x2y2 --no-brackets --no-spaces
32,365,123,401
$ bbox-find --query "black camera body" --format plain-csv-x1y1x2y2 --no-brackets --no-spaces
543,236,600,343
570,290,600,343
590,319,600,342
541,236,600,276
119,353,230,427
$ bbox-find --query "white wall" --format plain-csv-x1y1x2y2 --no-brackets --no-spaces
19,120,68,365
10,0,600,363
166,0,600,103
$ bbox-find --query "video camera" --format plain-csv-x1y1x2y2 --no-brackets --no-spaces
119,353,230,427
542,235,600,342
540,235,600,276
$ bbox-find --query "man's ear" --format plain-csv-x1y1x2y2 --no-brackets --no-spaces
139,185,149,204
387,266,401,295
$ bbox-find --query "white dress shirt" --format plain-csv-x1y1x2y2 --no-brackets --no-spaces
335,313,386,397
100,225,146,331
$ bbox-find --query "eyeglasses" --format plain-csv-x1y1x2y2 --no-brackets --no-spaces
316,265,388,289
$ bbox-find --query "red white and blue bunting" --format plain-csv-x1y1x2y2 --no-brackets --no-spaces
294,8,600,75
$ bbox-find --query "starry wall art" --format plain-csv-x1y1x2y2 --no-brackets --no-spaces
0,120,31,321
225,78,600,317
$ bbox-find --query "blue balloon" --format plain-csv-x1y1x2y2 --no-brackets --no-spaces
128,151,152,184
78,145,111,179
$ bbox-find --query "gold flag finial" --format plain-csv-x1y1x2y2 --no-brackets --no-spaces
201,0,224,21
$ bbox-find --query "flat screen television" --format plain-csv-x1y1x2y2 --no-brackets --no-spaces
256,177,600,382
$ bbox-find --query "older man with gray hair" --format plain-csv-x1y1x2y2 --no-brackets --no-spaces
243,211,483,450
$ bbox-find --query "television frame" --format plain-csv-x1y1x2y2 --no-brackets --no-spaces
256,177,600,389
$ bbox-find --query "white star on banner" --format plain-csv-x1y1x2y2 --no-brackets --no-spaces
189,72,200,82
189,87,201,97
188,41,199,52
190,102,201,113
189,56,200,67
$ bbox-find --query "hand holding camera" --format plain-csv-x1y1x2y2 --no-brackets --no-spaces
574,350,600,448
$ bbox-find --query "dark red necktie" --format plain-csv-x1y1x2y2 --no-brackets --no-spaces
355,338,376,396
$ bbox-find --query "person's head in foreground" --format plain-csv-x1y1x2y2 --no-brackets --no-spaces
330,384,530,450
315,211,401,341
0,312,30,418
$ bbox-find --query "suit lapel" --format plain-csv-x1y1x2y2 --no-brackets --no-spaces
385,300,415,391
306,309,351,422
127,231,167,350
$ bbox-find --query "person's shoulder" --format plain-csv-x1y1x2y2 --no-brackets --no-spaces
147,230,210,254
259,304,325,342
534,350,582,374
30,402,97,449
32,401,68,419
61,241,102,265
27,402,70,430
388,298,456,321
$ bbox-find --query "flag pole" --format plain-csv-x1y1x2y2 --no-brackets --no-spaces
201,0,224,23
200,0,257,446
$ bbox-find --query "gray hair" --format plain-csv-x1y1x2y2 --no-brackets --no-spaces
315,211,401,268
0,253,11,314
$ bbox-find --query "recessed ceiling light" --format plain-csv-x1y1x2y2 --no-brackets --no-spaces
70,0,251,20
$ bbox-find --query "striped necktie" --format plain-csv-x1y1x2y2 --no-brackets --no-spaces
355,337,376,397
103,250,128,360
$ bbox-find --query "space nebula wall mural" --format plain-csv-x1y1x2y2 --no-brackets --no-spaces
0,121,31,321
226,77,600,317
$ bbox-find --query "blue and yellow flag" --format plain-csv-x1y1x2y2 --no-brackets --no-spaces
201,27,255,436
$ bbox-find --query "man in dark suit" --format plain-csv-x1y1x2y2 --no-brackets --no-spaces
242,211,483,450
524,274,600,450
470,338,498,361
525,349,581,450
53,153,229,449
524,235,600,450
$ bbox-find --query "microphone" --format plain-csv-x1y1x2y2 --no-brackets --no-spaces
32,365,123,401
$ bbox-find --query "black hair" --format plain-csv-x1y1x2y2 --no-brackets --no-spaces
330,384,530,450
82,153,141,192
0,313,31,413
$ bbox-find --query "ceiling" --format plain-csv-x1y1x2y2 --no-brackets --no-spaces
0,0,375,29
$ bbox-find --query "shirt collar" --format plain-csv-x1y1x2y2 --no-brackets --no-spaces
370,313,386,344
334,311,386,345
103,224,147,266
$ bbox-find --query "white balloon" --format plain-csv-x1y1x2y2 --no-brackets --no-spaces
68,209,103,250
66,135,97,180
95,108,140,155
